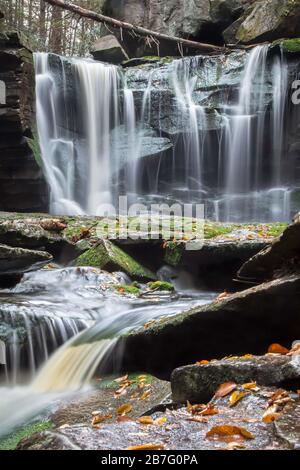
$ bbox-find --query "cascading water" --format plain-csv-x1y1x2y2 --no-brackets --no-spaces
35,47,297,222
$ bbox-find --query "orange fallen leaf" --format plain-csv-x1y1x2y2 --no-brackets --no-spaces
214,382,237,398
117,416,135,423
229,391,246,407
114,374,128,383
138,416,154,425
217,291,231,301
115,385,128,397
187,401,206,414
200,405,219,416
139,390,151,401
117,403,132,415
196,360,210,365
242,382,259,391
262,405,282,423
206,425,254,440
240,354,254,359
91,414,112,426
127,443,165,450
267,343,289,355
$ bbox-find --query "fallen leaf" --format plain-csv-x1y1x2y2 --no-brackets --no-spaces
117,416,135,423
139,390,151,401
138,375,147,381
196,360,210,365
154,417,167,426
127,443,165,450
227,442,247,450
242,382,259,391
187,401,206,414
206,425,254,440
217,291,231,301
187,416,209,424
200,405,219,416
268,389,290,406
262,404,282,423
115,385,128,397
114,374,128,383
267,343,289,355
240,354,254,359
117,403,133,415
229,391,246,407
138,416,154,425
214,382,237,398
92,414,113,426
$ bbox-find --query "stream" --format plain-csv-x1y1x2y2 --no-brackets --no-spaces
0,266,217,436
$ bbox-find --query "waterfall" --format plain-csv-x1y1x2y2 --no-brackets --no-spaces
35,48,294,222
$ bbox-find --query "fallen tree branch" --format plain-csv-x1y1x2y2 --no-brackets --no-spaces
44,0,225,54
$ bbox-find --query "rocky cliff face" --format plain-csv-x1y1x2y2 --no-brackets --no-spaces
100,0,300,55
0,12,48,212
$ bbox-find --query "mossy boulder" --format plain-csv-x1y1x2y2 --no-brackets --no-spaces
236,0,300,44
147,281,175,292
273,38,300,52
75,239,156,282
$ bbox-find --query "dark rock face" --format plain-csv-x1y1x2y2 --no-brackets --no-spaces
91,35,129,64
171,354,300,403
238,221,300,282
0,243,52,276
113,274,300,379
0,28,48,212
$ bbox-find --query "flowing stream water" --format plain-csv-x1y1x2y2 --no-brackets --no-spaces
34,46,297,222
0,266,216,436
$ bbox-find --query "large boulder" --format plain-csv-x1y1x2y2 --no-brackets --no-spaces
235,0,300,44
0,244,52,276
111,274,300,379
238,220,300,282
91,35,129,64
171,354,300,403
76,239,156,281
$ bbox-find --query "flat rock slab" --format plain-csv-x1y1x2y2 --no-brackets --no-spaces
0,243,52,275
113,275,300,379
91,35,129,64
17,387,300,450
171,354,300,404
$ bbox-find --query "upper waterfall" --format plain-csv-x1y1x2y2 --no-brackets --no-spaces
34,48,298,222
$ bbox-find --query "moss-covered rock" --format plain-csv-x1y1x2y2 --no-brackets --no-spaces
0,420,53,450
75,239,156,281
113,284,141,296
273,38,300,52
147,281,175,292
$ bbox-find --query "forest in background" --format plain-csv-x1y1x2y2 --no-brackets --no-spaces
0,0,105,56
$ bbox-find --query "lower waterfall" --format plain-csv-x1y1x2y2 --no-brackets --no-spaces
35,47,299,222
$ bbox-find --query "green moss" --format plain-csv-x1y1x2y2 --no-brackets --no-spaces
164,241,184,266
274,38,300,52
204,222,235,239
264,222,288,237
0,420,53,450
27,129,42,167
147,281,175,292
76,240,156,281
113,284,141,295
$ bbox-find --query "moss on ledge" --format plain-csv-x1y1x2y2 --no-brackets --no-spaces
0,420,53,450
274,38,300,52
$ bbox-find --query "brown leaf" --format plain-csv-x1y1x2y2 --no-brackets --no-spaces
114,374,128,383
242,382,259,391
117,403,132,415
139,390,151,401
154,417,167,426
200,405,219,416
196,360,210,365
127,443,165,450
214,382,237,398
267,343,289,355
138,416,154,425
229,391,246,407
40,219,67,232
91,414,112,426
187,401,206,414
206,425,254,440
115,385,128,397
262,405,282,423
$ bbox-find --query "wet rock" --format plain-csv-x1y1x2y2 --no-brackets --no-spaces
236,0,300,44
114,275,300,379
75,239,156,282
238,221,300,282
274,400,300,449
0,218,76,259
0,28,48,212
17,385,299,450
0,244,52,276
91,35,129,64
171,354,300,404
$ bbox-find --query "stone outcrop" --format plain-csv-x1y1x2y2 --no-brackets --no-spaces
91,35,129,64
171,354,300,403
0,243,52,276
0,16,48,212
